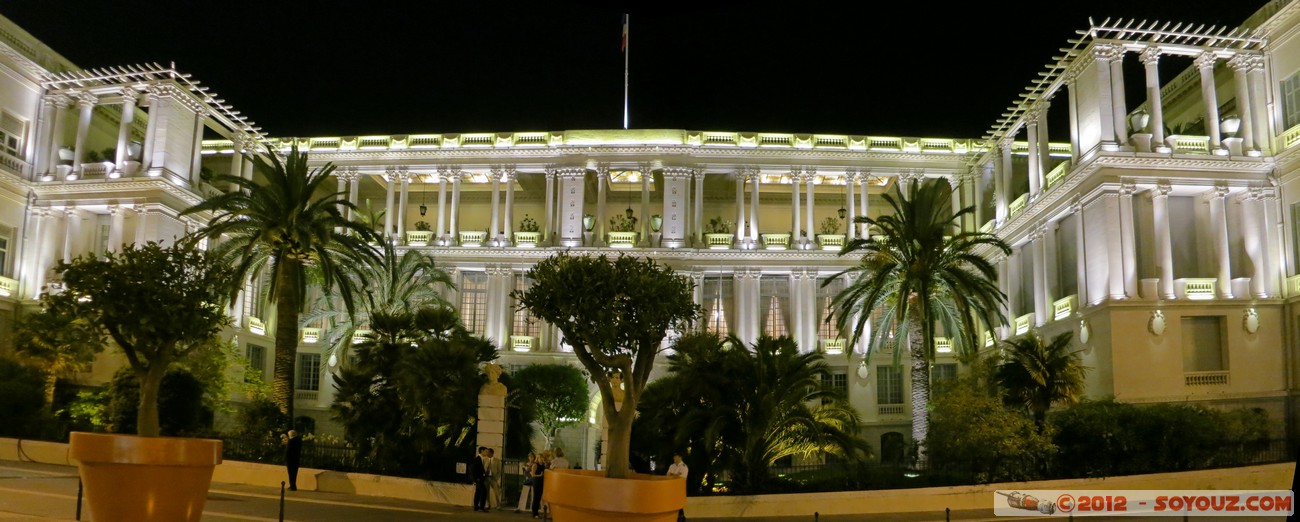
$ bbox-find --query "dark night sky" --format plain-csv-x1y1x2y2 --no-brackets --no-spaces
1,1,1269,139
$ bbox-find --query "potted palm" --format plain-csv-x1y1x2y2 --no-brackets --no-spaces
817,216,845,250
515,214,541,247
57,239,236,522
704,216,734,249
607,213,638,248
515,253,699,522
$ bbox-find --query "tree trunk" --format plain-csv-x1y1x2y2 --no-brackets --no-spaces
136,364,168,437
908,312,930,470
272,263,301,424
604,407,633,479
43,373,58,412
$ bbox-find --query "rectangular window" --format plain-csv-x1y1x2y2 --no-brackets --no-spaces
1291,202,1300,275
759,276,789,338
460,272,488,336
0,232,9,276
933,363,958,384
296,353,321,391
246,344,266,381
818,277,845,340
821,369,848,405
512,275,541,338
702,275,733,337
1181,316,1226,372
0,111,26,159
1283,71,1300,130
877,365,903,405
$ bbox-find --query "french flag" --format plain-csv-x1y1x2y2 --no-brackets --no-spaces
621,14,628,53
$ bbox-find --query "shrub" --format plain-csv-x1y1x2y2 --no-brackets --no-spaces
705,216,733,234
927,375,1055,483
107,367,212,436
0,357,53,438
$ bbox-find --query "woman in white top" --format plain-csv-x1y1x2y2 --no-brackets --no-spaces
515,452,536,513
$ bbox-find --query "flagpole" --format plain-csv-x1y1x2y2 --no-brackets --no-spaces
623,14,629,130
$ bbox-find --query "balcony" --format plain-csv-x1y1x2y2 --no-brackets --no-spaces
1175,278,1217,300
934,337,952,354
1284,123,1300,151
817,234,845,250
405,230,433,246
1184,371,1229,386
510,335,536,352
294,390,319,401
459,231,487,247
1044,159,1072,189
1167,135,1211,154
246,316,266,335
820,338,846,355
0,275,17,297
301,327,321,344
705,233,733,249
352,329,371,344
1052,295,1077,321
1014,313,1033,335
1008,194,1028,217
761,233,790,250
513,231,540,247
1287,274,1300,298
607,231,636,249
878,404,905,416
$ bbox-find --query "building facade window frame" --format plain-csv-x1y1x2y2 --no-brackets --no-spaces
296,352,321,391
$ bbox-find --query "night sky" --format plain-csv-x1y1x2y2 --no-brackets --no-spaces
2,1,1269,139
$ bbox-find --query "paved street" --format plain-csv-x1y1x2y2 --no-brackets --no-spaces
0,460,1286,521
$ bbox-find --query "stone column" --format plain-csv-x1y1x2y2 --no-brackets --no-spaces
24,208,47,299
189,110,205,184
1241,189,1265,298
1208,186,1233,298
1065,73,1081,162
858,172,870,237
228,139,245,194
1092,44,1122,147
1246,57,1269,154
640,166,651,246
1140,47,1168,152
1151,183,1175,299
384,168,397,240
804,171,816,249
1044,220,1059,307
1108,47,1129,147
139,92,158,171
1036,101,1051,187
734,172,747,248
108,205,125,253
749,170,761,247
1228,54,1256,153
595,167,608,247
33,98,56,176
134,205,149,246
489,168,502,245
114,89,138,172
1026,111,1042,198
476,364,507,472
735,269,761,346
1007,250,1022,321
999,139,1014,216
791,168,801,242
997,257,1010,338
62,208,80,263
1258,188,1280,296
1031,228,1048,326
70,93,96,175
1195,52,1225,154
397,168,410,240
347,168,361,224
543,169,556,244
436,168,449,245
845,171,856,241
1118,182,1138,299
694,171,705,246
949,177,963,226
504,169,516,246
557,167,587,247
661,167,692,248
1072,200,1088,305
450,170,463,243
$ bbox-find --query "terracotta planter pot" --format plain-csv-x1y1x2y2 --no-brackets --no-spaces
69,432,223,522
543,468,685,522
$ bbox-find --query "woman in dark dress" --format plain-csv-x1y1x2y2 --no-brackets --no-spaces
530,450,550,519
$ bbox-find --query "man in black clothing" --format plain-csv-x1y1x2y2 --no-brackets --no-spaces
285,430,302,491
471,447,490,512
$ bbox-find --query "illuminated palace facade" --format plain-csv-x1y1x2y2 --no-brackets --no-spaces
3,2,1300,461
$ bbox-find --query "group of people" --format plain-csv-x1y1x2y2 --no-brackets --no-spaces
472,447,571,518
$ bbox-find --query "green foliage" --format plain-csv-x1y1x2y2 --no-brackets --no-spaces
511,364,588,447
231,397,289,440
59,389,110,433
634,333,871,494
927,373,1055,483
413,220,431,231
819,216,841,235
705,216,733,234
994,332,1089,430
518,214,539,233
609,213,637,233
330,307,496,478
107,367,212,436
14,303,107,409
50,239,235,437
184,146,380,421
0,357,51,438
515,252,700,478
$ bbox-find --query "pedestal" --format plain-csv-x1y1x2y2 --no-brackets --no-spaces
477,394,506,453
1130,133,1153,153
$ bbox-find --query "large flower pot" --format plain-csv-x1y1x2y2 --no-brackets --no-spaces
70,432,222,522
544,468,685,522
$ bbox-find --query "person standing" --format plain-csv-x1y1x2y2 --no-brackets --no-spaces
530,451,550,519
284,430,302,492
667,454,688,521
550,448,570,470
471,446,490,512
515,452,536,513
485,448,500,510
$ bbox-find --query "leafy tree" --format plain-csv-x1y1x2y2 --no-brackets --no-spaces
635,333,870,493
330,307,496,476
927,372,1055,483
50,240,235,436
828,178,1010,467
514,253,700,479
13,303,107,410
994,332,1089,431
0,356,50,438
305,241,454,369
106,367,211,436
183,146,379,421
512,364,588,449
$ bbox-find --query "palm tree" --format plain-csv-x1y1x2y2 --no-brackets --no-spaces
995,331,1089,431
828,177,1010,468
304,241,454,368
636,333,869,493
183,146,378,421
